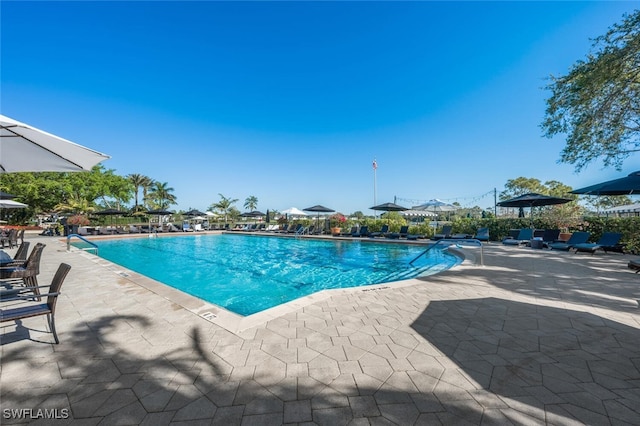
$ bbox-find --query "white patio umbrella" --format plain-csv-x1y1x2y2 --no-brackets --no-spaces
0,200,28,208
0,114,110,173
413,199,457,213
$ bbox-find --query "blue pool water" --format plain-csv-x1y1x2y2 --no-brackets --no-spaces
79,234,460,316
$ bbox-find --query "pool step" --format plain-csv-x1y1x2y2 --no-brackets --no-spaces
381,264,434,282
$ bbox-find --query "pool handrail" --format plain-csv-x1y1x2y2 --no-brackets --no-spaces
66,234,98,255
409,238,483,266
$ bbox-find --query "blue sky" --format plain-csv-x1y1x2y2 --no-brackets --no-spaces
2,1,638,215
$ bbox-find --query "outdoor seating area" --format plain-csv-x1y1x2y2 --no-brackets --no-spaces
0,237,74,344
1,232,639,424
0,263,71,344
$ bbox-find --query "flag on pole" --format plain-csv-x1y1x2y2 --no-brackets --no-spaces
372,159,377,170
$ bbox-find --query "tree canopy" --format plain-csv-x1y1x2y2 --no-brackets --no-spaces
542,9,640,171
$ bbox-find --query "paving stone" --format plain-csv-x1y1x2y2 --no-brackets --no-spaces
211,405,245,425
283,399,312,423
348,395,380,417
240,412,283,426
312,406,353,426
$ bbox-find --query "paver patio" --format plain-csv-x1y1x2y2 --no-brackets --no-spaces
1,233,639,425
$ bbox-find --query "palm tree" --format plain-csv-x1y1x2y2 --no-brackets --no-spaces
54,194,96,215
141,177,154,209
210,194,238,224
128,174,153,211
244,195,258,212
147,181,177,210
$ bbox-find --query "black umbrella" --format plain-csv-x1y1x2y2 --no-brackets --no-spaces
570,170,640,195
147,209,173,215
240,210,266,217
184,209,206,217
370,202,408,212
94,208,124,226
266,209,270,224
0,191,16,200
240,210,266,224
370,202,408,224
304,205,335,230
497,193,572,227
94,208,123,215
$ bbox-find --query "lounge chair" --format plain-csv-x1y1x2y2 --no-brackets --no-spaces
288,224,303,234
474,227,490,242
450,232,473,239
505,229,521,240
387,225,409,239
406,231,422,240
431,225,452,241
628,260,640,273
0,263,71,344
351,225,369,237
167,223,182,232
340,226,357,236
573,232,623,255
502,228,533,246
541,229,560,246
370,224,389,238
548,231,590,251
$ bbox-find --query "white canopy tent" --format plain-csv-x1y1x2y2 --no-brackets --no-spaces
603,203,640,216
400,209,437,217
281,207,308,217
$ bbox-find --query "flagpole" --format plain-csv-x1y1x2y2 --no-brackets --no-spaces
372,159,377,218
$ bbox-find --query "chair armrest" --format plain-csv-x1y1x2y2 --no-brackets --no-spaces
1,292,59,302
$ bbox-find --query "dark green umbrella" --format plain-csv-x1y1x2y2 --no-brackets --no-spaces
497,193,571,227
570,171,640,195
304,205,335,229
184,209,206,216
240,210,266,217
94,208,124,226
370,202,408,224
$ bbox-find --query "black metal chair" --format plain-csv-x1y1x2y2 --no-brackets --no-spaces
0,263,71,344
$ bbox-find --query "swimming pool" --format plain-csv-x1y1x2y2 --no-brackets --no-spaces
80,234,460,316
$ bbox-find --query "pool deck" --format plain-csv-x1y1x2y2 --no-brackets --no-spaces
1,233,639,425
